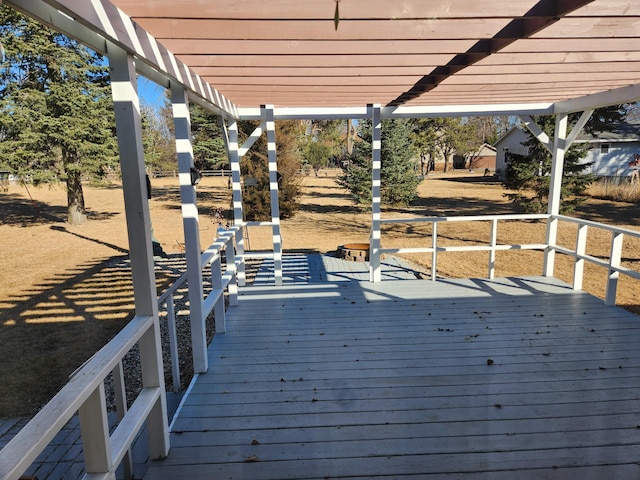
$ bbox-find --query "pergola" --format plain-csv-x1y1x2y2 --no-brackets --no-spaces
18,0,640,110
2,1,640,479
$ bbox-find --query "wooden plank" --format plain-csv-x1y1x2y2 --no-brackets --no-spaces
188,374,640,399
144,275,640,479
146,445,640,479
160,426,640,464
169,410,640,446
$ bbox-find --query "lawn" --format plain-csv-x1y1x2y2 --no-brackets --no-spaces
1,169,639,417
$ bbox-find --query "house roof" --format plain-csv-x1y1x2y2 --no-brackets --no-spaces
580,121,640,142
493,126,529,147
495,122,640,147
477,143,498,154
9,0,640,119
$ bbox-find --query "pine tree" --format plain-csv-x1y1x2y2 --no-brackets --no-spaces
504,107,627,214
190,105,228,171
239,119,305,221
0,6,117,224
338,119,422,206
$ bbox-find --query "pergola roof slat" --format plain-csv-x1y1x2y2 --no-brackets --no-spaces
13,0,640,115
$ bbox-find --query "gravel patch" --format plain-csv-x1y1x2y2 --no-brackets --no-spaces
104,254,262,411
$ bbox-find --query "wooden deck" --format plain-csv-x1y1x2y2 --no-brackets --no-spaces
144,256,640,479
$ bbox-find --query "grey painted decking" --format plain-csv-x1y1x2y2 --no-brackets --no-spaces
144,255,640,479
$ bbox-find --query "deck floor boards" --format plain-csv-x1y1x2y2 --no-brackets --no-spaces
144,255,640,479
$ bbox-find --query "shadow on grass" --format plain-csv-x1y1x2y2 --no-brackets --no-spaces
0,192,118,227
0,254,185,417
50,225,129,254
439,174,503,185
574,201,640,227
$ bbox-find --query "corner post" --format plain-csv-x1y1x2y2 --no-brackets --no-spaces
543,113,568,277
171,83,207,373
262,105,283,286
369,104,382,282
107,43,169,459
226,118,246,285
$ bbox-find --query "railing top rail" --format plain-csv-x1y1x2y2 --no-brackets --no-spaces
241,221,274,227
380,213,549,225
158,226,242,303
553,214,640,239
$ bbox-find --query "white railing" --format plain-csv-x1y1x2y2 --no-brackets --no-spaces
0,230,240,480
550,214,640,305
374,213,640,307
233,221,282,286
157,228,239,391
376,214,549,281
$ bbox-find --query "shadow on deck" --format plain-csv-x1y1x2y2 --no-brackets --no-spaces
144,254,640,479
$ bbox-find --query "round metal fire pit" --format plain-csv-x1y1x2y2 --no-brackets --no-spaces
339,243,370,262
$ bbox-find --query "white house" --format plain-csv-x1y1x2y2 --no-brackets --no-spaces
580,122,640,177
494,126,530,176
494,122,640,179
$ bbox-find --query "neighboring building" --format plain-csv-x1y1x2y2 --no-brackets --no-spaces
452,144,497,171
580,123,640,177
494,122,640,179
468,143,497,171
494,127,530,177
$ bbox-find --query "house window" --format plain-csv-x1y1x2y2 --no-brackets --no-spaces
601,143,610,154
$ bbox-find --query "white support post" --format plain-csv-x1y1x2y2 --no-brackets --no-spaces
224,234,239,306
165,295,181,392
488,218,498,279
171,82,208,374
138,327,168,460
263,105,283,286
573,224,588,291
111,362,132,479
211,254,226,333
369,104,382,282
226,119,246,286
543,113,568,277
239,120,267,157
79,384,112,477
431,222,438,281
606,232,624,305
519,115,552,154
108,43,169,459
566,109,594,148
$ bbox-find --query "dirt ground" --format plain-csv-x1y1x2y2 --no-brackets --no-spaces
1,170,639,416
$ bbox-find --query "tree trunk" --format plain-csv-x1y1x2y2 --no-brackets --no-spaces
444,153,451,173
66,168,87,224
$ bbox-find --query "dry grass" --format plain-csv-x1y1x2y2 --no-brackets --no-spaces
588,177,640,203
1,169,639,417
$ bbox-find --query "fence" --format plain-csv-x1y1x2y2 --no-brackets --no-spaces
152,169,231,178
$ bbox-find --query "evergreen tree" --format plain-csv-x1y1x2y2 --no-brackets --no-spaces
190,105,227,170
304,141,333,175
338,118,422,206
239,119,304,221
504,106,627,214
0,6,117,224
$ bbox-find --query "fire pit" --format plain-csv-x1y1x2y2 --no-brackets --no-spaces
338,243,370,262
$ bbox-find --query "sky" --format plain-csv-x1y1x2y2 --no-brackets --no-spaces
138,76,167,110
